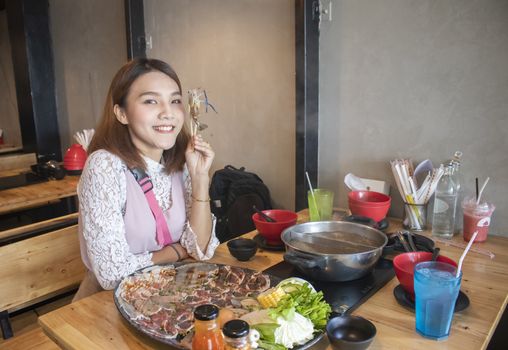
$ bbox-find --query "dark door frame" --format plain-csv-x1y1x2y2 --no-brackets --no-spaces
5,0,61,162
294,0,319,211
125,0,146,59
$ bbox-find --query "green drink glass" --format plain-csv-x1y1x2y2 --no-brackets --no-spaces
308,189,334,221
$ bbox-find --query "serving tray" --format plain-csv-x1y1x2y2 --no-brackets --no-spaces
114,261,324,349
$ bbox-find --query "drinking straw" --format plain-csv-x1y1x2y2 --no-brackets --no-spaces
305,171,319,220
475,177,479,202
476,177,490,205
456,231,478,277
433,236,495,259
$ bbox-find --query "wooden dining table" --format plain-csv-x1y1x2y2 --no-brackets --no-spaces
38,211,508,349
0,171,79,215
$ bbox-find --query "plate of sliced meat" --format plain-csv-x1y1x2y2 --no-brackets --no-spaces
114,262,282,349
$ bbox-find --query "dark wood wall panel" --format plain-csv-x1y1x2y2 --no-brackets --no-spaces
6,0,61,161
295,0,319,211
125,0,146,59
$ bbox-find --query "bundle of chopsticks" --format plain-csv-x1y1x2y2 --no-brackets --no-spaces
390,159,444,230
74,129,95,151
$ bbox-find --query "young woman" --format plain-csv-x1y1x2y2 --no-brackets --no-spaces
74,58,219,300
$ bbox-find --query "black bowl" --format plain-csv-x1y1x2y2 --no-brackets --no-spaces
227,238,257,261
326,315,376,350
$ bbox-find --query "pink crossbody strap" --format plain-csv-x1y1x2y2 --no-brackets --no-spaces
130,168,173,246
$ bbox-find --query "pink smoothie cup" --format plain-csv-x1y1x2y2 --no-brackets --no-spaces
462,197,495,243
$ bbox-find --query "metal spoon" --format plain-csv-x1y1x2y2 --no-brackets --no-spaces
406,231,418,252
252,205,276,222
395,231,411,252
431,247,441,261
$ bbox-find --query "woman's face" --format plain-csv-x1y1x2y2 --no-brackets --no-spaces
114,71,185,162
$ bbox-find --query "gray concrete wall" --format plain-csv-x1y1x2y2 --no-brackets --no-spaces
0,11,21,148
319,0,508,236
145,0,296,210
49,0,127,153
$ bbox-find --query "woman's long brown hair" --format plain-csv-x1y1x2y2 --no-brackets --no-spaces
88,58,190,173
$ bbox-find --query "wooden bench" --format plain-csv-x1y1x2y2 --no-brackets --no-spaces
0,216,85,339
0,212,78,243
0,153,36,172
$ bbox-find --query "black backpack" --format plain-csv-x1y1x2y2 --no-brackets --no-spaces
209,165,272,242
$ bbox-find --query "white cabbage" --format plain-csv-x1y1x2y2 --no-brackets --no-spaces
241,308,315,349
274,311,314,348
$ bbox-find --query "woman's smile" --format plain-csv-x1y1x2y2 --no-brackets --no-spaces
153,125,176,133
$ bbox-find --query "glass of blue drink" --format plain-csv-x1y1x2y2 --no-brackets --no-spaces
414,261,462,340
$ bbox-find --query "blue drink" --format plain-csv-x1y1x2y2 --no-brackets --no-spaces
414,261,461,340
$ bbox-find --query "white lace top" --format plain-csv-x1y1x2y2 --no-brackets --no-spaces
78,149,219,289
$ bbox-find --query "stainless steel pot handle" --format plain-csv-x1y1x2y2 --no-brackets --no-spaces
284,251,326,269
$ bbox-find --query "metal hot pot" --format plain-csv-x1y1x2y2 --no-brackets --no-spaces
281,221,388,282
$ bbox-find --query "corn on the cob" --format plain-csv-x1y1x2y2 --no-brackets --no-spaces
257,287,286,308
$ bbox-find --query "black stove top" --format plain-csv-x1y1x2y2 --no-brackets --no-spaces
263,258,395,316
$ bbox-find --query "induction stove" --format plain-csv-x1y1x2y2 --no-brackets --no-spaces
263,258,395,316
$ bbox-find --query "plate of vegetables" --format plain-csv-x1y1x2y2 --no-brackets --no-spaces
243,277,331,349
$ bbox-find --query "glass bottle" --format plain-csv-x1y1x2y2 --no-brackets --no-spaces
223,320,251,350
192,304,224,350
432,164,459,238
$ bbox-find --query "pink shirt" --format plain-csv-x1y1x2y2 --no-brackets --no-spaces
123,170,186,253
80,170,186,269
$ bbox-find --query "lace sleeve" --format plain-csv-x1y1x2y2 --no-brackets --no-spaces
78,151,153,290
179,166,220,260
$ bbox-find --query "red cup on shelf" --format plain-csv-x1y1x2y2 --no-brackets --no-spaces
63,144,87,175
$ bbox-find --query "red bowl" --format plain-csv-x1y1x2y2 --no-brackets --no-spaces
393,252,457,298
348,201,390,222
252,210,298,246
347,191,391,222
348,190,391,206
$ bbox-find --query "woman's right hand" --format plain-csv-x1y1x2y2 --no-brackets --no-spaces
185,135,215,181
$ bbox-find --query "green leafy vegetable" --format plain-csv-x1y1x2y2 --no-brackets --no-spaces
251,323,279,343
257,339,287,350
270,282,331,331
252,324,287,350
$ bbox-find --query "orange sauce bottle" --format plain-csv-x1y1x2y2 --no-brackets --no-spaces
192,304,224,350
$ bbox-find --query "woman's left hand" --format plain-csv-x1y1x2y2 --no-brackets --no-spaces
185,135,215,179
